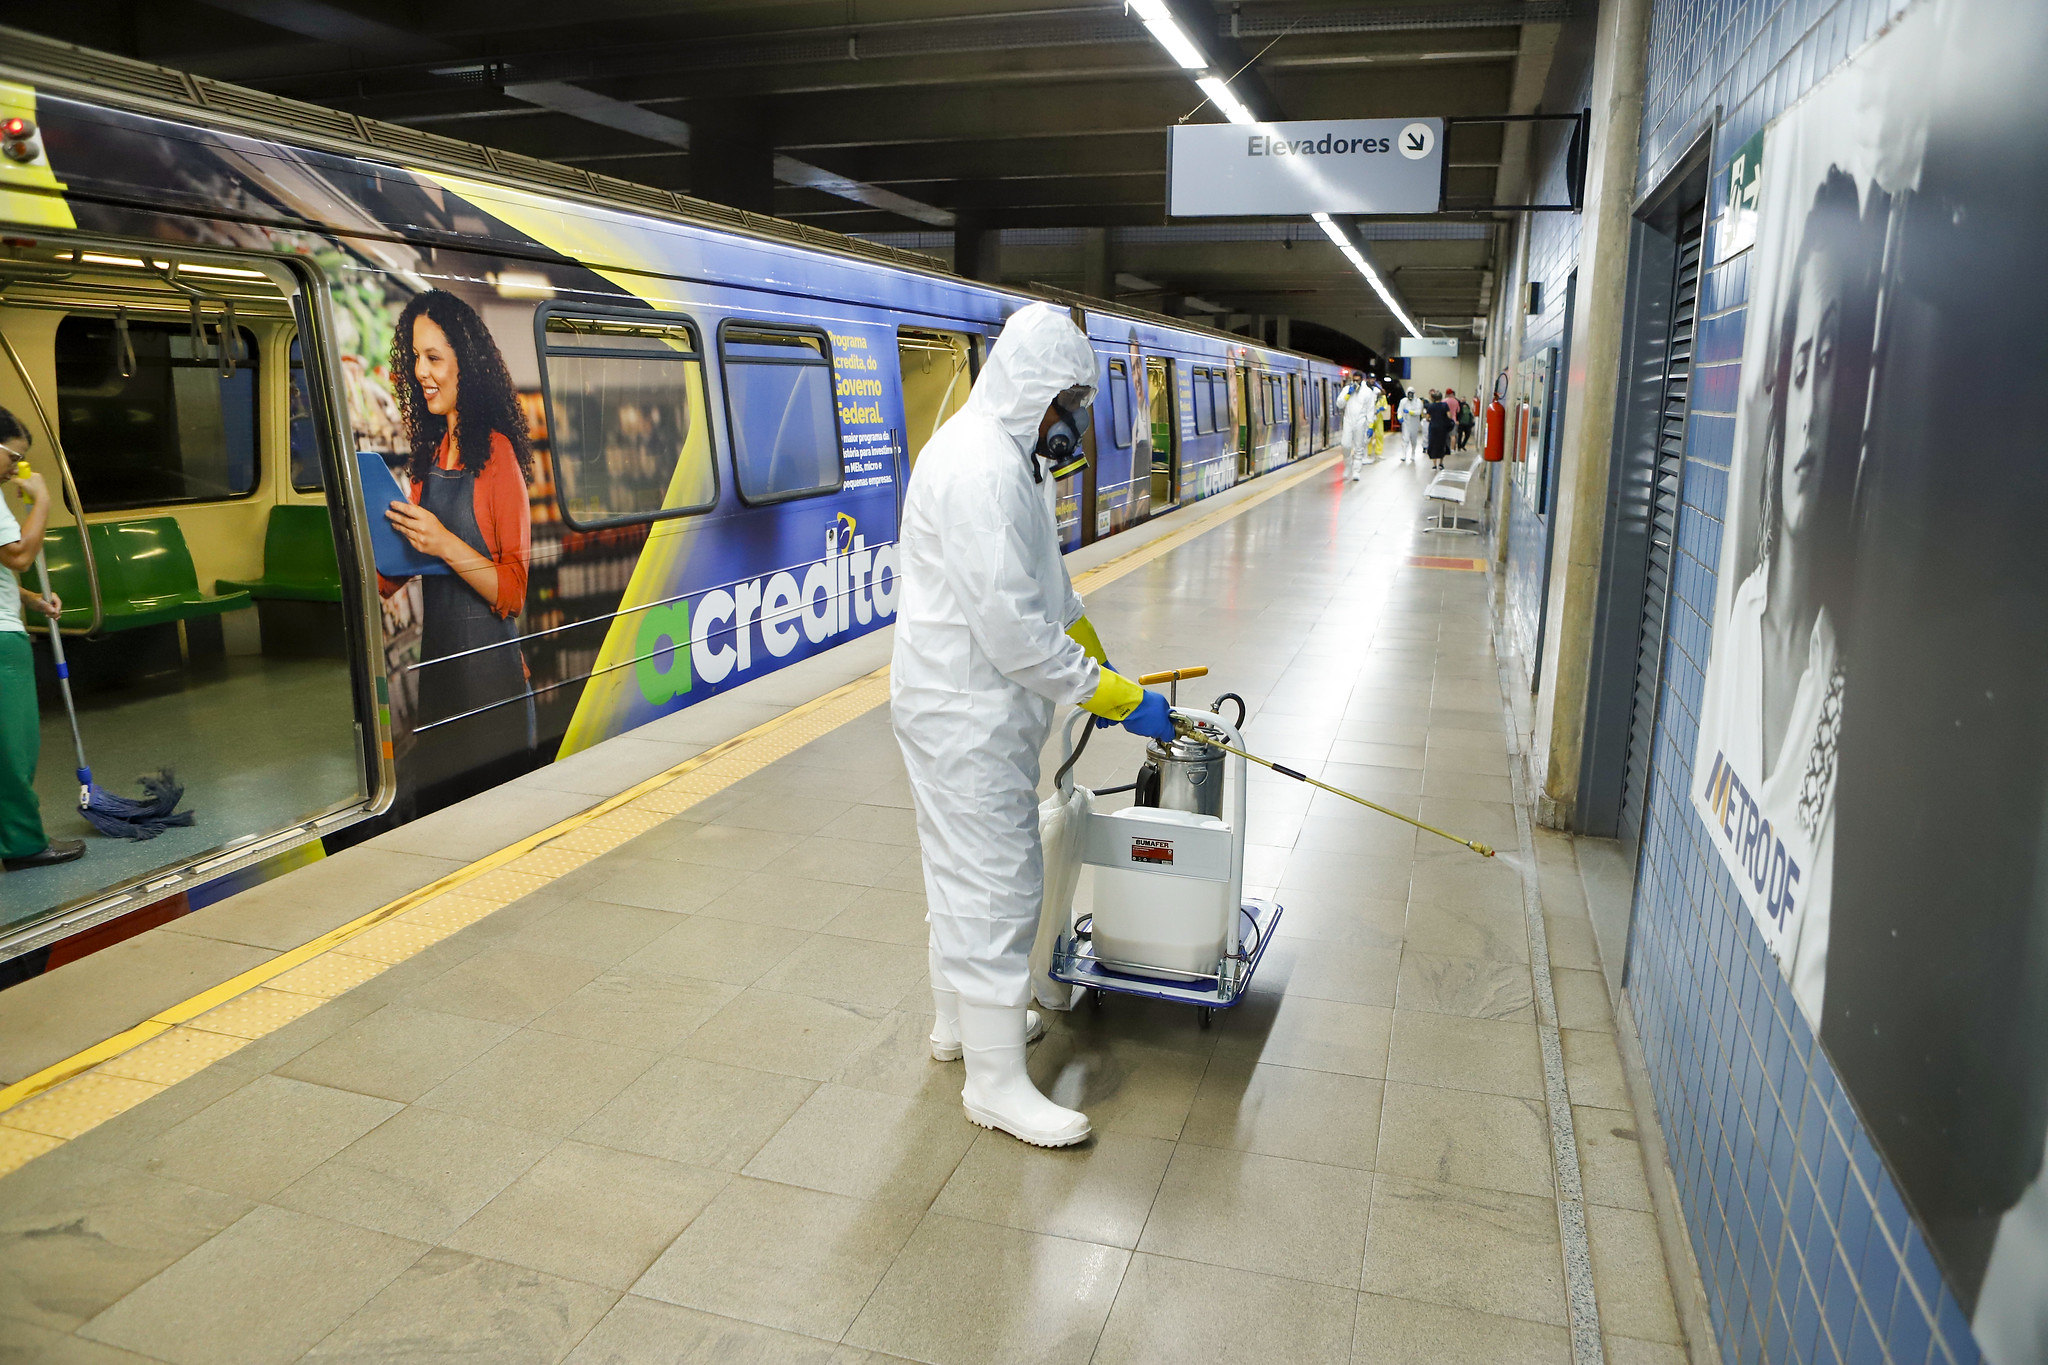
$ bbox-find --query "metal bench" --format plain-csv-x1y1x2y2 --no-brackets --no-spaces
1423,467,1481,534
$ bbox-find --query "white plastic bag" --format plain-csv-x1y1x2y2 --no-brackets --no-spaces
1032,782,1093,1010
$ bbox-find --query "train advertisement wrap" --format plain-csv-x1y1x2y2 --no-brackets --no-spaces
1682,0,2048,1345
0,70,1338,967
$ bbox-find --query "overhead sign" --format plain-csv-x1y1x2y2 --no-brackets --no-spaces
1168,117,1444,216
1399,337,1459,358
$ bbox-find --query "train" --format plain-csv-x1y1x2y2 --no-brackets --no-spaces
0,26,1349,979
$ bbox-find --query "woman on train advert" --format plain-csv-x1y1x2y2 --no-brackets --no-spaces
376,289,538,778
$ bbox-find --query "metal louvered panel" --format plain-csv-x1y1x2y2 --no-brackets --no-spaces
193,78,361,142
1617,212,1705,844
359,119,500,173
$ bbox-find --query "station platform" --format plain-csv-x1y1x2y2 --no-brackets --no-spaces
0,453,1699,1365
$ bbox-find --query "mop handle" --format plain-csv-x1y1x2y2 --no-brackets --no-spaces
1171,715,1496,858
30,551,89,779
12,465,91,779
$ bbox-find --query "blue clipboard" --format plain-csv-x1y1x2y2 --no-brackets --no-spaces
355,450,450,579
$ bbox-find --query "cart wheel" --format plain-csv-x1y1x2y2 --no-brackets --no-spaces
1089,989,1104,1012
1199,1008,1214,1030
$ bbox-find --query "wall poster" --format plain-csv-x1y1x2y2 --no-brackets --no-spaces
1684,0,2048,1350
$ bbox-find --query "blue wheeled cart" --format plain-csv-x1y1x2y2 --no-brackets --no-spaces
1044,695,1284,1029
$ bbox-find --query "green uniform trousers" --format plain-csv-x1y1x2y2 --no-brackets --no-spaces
0,631,51,859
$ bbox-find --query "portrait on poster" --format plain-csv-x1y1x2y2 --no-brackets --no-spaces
1686,14,1926,1029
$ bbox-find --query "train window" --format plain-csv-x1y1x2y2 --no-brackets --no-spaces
55,316,259,511
540,309,717,530
1212,371,1231,428
719,322,843,505
1106,361,1133,448
287,337,324,493
1191,367,1213,433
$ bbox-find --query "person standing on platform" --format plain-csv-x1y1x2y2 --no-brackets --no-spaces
0,409,83,871
1341,379,1376,479
1397,390,1426,462
1456,392,1477,450
1425,389,1455,470
892,302,1175,1149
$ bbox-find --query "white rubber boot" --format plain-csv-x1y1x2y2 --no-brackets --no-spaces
929,943,1042,1061
958,1002,1090,1147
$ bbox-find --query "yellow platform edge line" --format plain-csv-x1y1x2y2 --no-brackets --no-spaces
0,665,888,1115
0,451,1339,1150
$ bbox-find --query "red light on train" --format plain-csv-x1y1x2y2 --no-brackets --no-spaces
1,117,40,163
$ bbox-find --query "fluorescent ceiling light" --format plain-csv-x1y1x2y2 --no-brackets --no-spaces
1195,75,1257,127
1314,216,1424,338
1130,0,1208,70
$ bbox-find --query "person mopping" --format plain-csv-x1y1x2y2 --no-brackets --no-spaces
0,409,83,871
892,304,1175,1148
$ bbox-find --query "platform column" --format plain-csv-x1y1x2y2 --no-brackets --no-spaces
1527,0,1653,829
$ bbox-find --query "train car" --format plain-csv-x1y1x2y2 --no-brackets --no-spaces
0,30,1345,976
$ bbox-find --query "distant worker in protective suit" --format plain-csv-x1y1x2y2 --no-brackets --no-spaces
1340,378,1378,479
1336,380,1365,480
892,304,1176,1148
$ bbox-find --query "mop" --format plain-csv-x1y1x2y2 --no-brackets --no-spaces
1170,713,1497,858
19,469,194,840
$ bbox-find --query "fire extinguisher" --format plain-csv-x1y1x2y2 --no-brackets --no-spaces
1483,371,1508,462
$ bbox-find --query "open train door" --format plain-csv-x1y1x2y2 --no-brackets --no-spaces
0,241,379,960
1287,374,1302,460
893,326,975,521
1145,356,1177,511
1232,359,1253,478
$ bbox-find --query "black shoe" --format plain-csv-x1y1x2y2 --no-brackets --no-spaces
3,839,85,871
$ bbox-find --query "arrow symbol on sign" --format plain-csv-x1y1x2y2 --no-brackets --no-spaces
1406,132,1426,151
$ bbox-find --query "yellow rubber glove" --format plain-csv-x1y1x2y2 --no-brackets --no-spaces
1065,615,1109,666
1079,667,1144,722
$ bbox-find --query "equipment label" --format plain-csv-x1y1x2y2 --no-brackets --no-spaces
1131,837,1175,865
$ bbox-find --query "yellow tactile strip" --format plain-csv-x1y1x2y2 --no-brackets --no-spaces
0,450,1340,1177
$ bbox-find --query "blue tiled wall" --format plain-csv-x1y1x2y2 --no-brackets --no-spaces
1573,0,1987,1359
1498,0,1989,1359
1503,121,1588,665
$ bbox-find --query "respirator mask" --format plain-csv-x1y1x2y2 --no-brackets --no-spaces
1031,386,1093,483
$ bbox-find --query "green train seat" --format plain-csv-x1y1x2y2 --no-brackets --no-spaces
41,518,252,634
215,504,343,603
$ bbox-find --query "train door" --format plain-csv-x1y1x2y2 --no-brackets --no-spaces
894,325,974,522
1231,361,1251,477
894,327,974,480
1145,356,1176,512
0,244,372,948
1100,357,1136,539
1287,374,1302,460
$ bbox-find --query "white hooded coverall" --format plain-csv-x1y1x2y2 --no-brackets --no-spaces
1398,394,1426,460
1340,386,1373,475
891,304,1106,1010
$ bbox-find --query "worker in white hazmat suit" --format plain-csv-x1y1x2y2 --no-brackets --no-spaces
1336,381,1362,479
1340,379,1376,479
892,303,1176,1148
1397,390,1426,462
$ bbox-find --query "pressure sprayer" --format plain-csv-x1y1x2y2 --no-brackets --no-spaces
1045,666,1496,1027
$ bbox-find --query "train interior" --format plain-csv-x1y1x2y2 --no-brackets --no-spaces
893,326,974,471
0,244,366,938
1145,355,1175,510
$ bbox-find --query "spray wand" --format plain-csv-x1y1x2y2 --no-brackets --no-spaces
1169,711,1496,859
